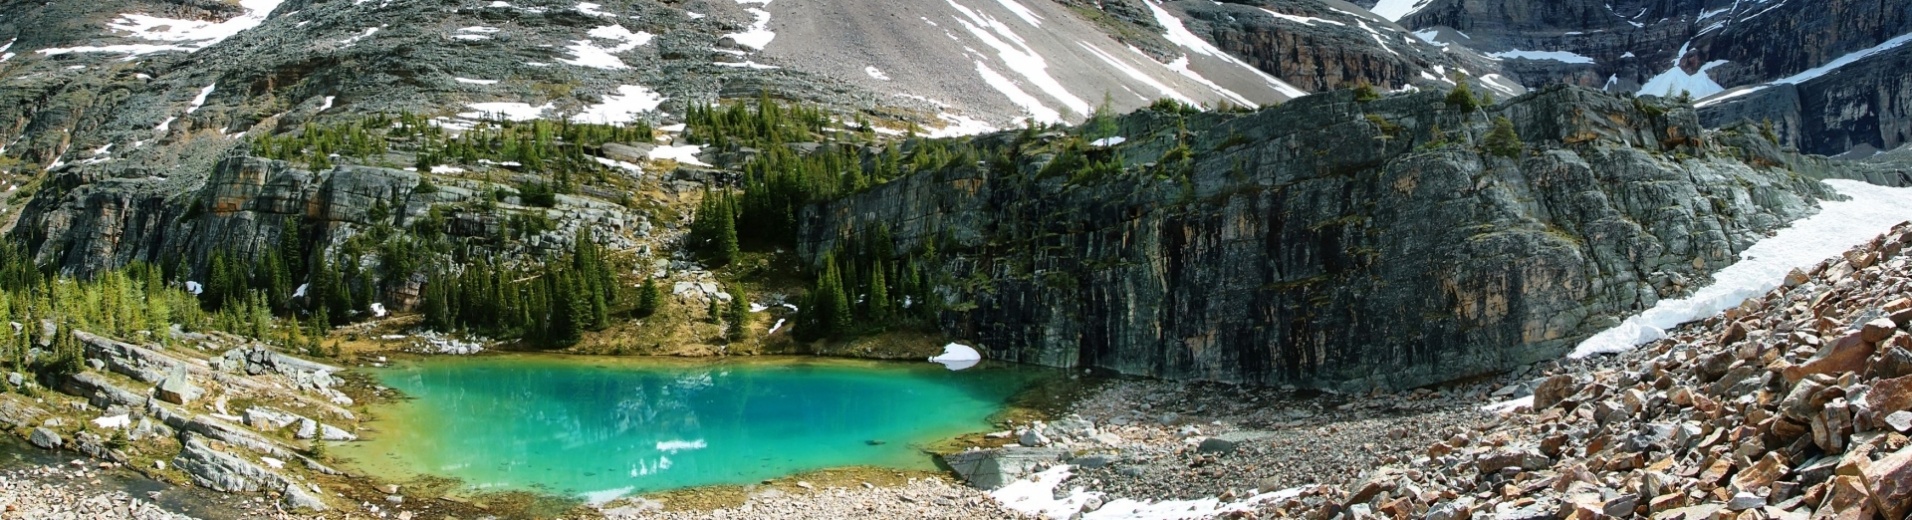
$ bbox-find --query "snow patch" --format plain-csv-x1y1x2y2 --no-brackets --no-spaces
460,102,554,121
339,26,381,46
455,77,499,85
864,66,891,81
1368,0,1436,22
1572,180,1912,357
55,0,287,57
1638,42,1726,98
649,145,710,166
926,112,998,138
993,465,1315,519
1090,136,1126,147
725,3,777,50
1489,50,1595,64
561,25,654,69
317,96,335,112
571,85,666,124
576,2,615,17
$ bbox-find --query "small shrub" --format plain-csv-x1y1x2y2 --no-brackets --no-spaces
1353,80,1380,102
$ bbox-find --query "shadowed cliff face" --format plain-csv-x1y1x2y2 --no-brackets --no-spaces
799,86,1842,390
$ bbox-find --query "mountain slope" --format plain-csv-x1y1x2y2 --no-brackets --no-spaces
1373,0,1912,156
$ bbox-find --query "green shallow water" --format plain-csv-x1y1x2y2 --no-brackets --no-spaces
337,355,1044,501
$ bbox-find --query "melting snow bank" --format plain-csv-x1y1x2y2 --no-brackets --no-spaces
994,465,1316,519
930,342,982,371
1572,179,1912,358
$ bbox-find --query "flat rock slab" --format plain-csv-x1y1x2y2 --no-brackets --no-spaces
940,447,1066,490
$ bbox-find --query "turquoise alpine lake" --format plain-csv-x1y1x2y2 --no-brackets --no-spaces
337,355,1044,501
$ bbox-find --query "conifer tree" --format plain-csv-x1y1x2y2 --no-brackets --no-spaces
725,284,750,340
1484,116,1524,158
636,276,661,317
867,260,890,321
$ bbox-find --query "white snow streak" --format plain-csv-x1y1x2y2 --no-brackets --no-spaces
1573,180,1912,357
973,61,1061,123
455,77,500,85
1076,43,1197,105
1774,32,1912,85
864,66,891,81
946,0,1090,119
1143,0,1306,99
186,84,216,114
1693,85,1767,107
1259,9,1345,27
991,0,1043,26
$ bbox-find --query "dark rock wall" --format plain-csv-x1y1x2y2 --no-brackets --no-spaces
18,155,421,278
801,86,1833,390
1701,47,1912,157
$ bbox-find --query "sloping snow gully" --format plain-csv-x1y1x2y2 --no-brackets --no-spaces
1572,180,1912,357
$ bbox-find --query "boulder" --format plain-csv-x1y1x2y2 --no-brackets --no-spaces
1865,446,1912,520
1870,375,1912,416
1017,428,1050,447
1476,448,1551,474
1878,339,1912,379
1533,375,1576,409
1783,333,1875,382
603,143,658,164
1196,431,1275,454
156,371,203,405
28,427,62,449
318,423,356,441
1717,320,1749,346
1779,376,1837,421
1813,475,1873,520
1732,452,1789,492
243,407,304,431
939,447,1066,490
1860,318,1898,343
282,484,329,512
173,435,280,493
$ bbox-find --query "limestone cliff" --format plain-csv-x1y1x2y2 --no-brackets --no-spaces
800,86,1842,390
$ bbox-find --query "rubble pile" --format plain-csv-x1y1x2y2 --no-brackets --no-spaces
1263,222,1912,519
